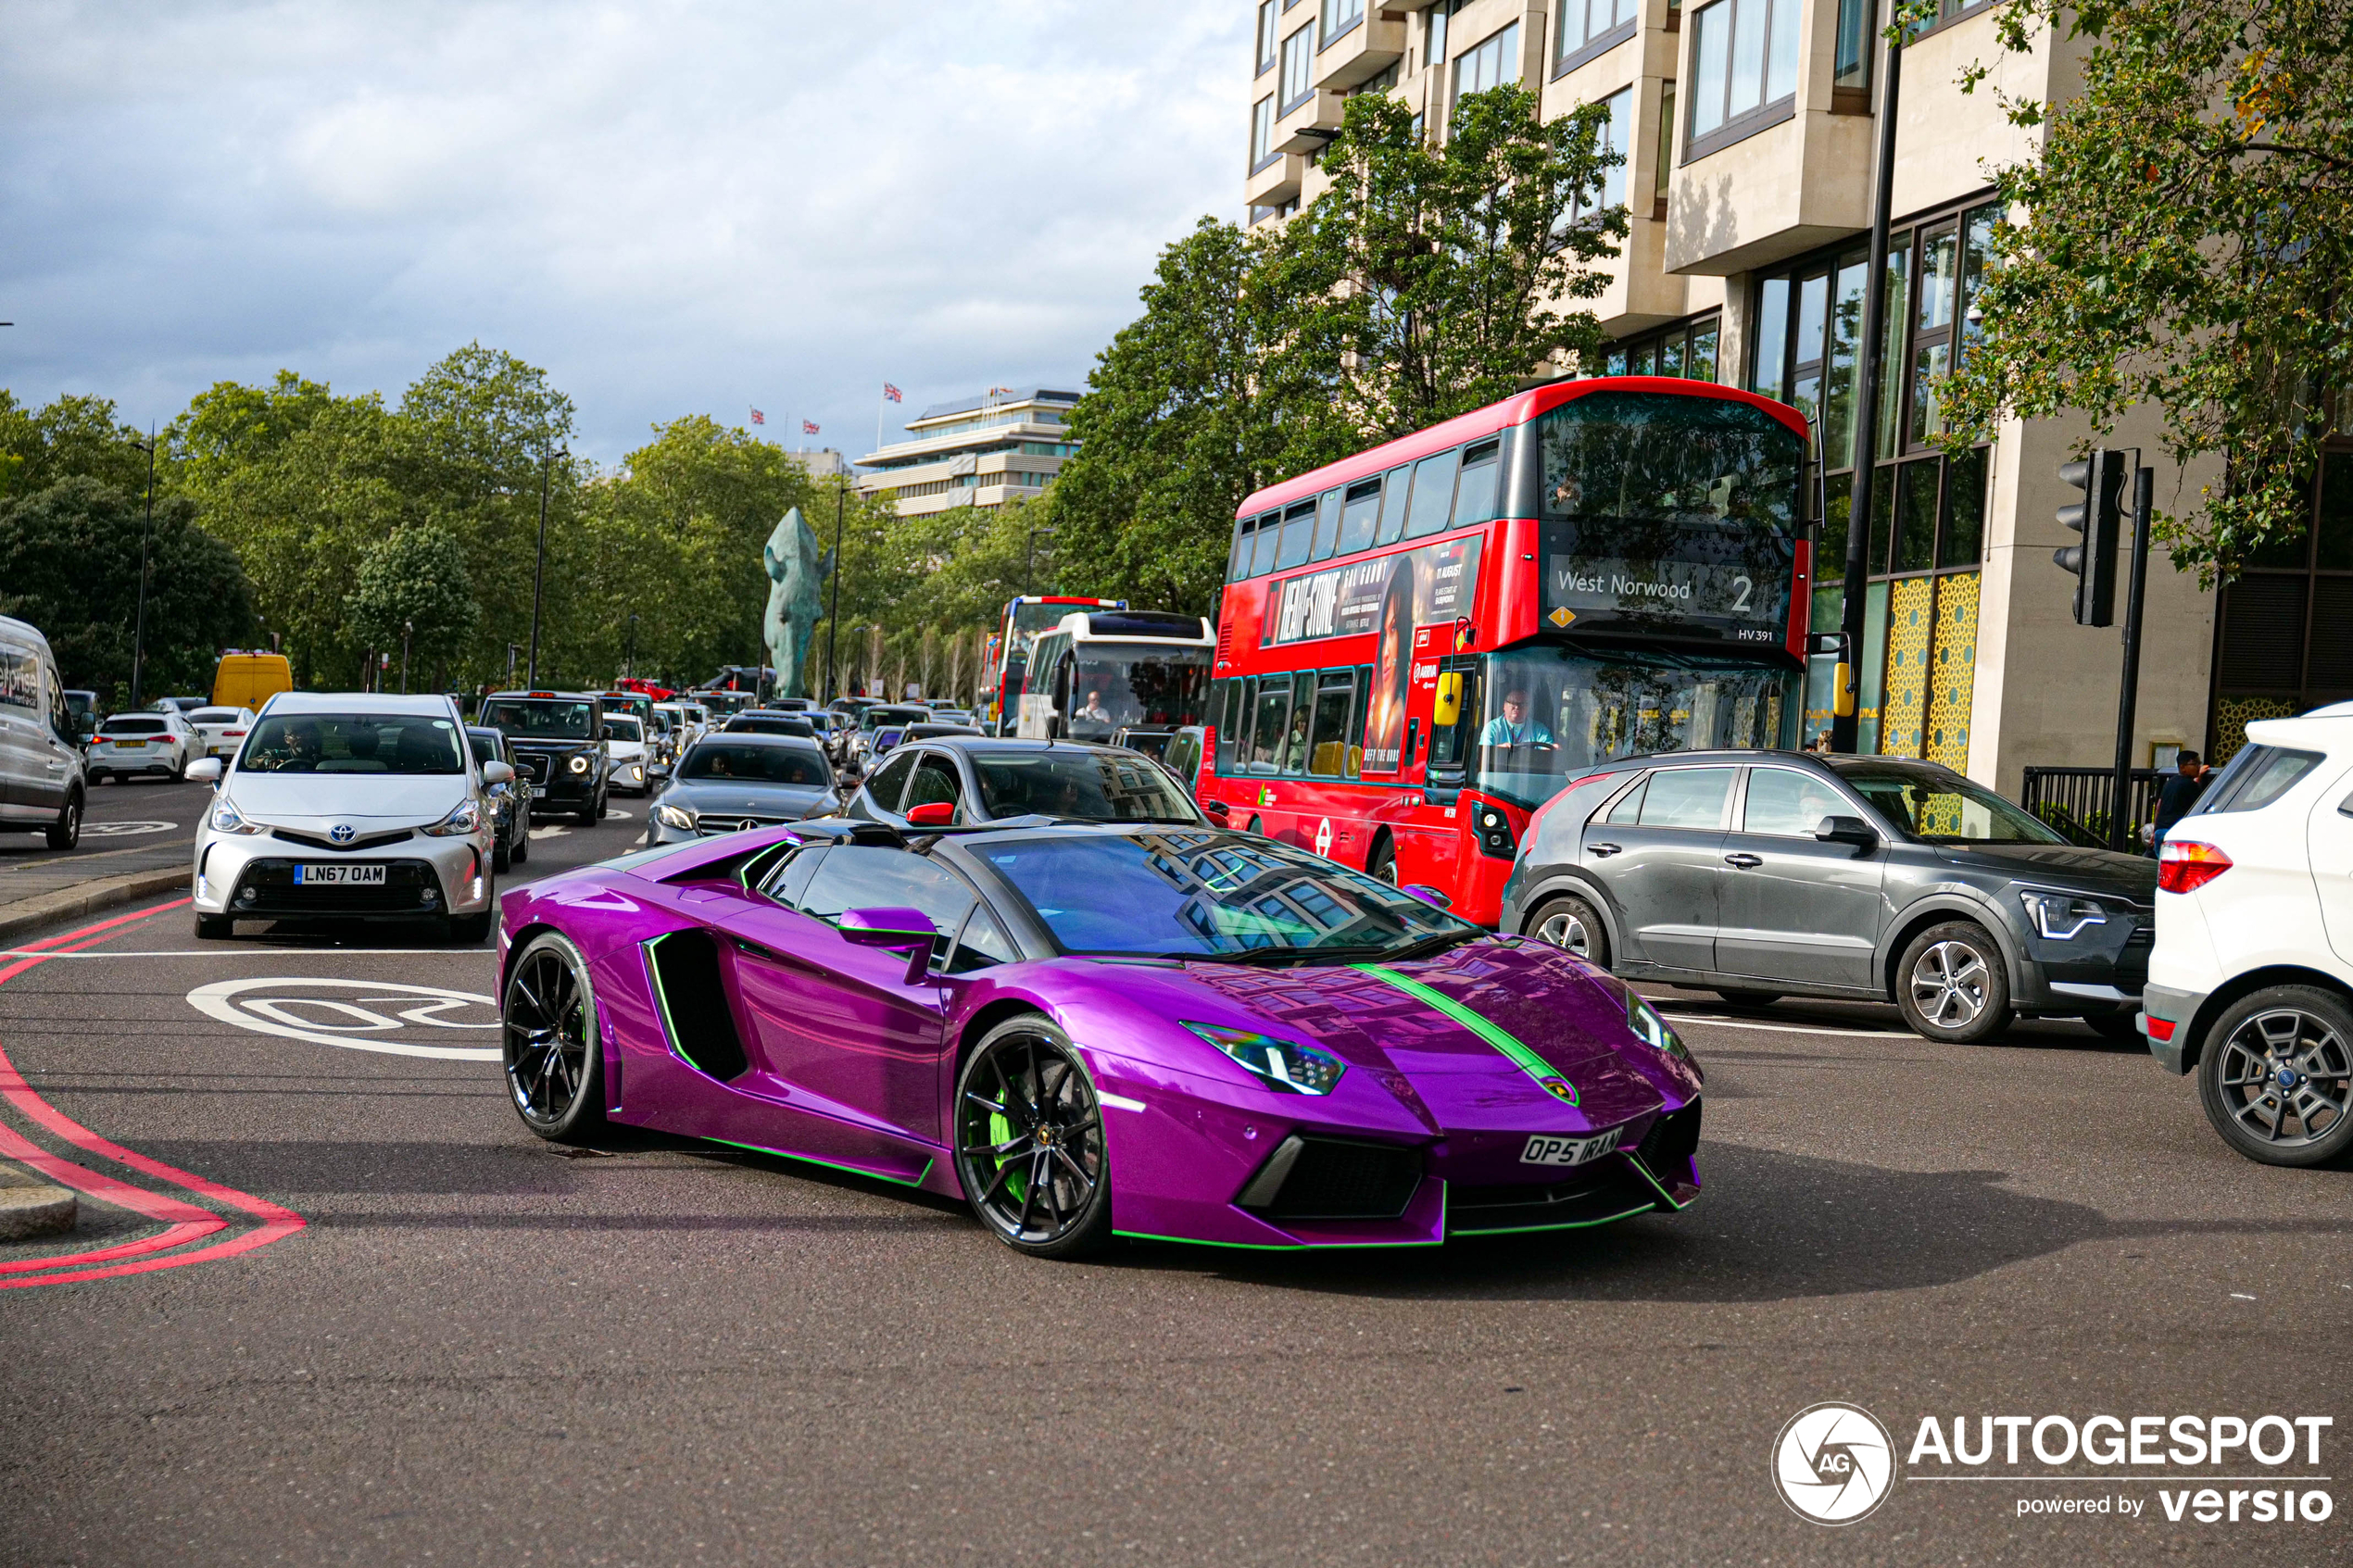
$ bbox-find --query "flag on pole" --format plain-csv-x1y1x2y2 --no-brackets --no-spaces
883,383,902,403
802,420,820,435
749,408,765,425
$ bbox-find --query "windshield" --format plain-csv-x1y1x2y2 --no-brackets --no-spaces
1833,764,2068,845
480,699,595,740
607,717,643,742
972,830,1473,958
1062,646,1211,743
863,706,928,732
972,751,1202,823
678,743,832,786
1437,645,1798,809
237,713,466,774
1536,391,1802,643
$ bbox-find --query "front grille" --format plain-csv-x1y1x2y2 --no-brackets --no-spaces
1239,1135,1421,1221
1633,1102,1702,1180
698,815,787,835
271,827,414,853
1448,1159,1658,1235
513,754,550,784
229,858,444,916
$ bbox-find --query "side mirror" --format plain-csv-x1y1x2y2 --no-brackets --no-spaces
483,761,515,785
1402,884,1453,909
186,757,224,784
839,906,937,982
904,801,955,828
1815,814,1879,849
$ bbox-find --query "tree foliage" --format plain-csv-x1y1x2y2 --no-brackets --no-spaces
346,524,477,675
1939,0,2353,581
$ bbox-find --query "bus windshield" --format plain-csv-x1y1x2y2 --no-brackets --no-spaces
1062,646,1212,741
1436,645,1796,809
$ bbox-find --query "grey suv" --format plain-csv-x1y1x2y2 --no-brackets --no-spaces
1497,751,2158,1043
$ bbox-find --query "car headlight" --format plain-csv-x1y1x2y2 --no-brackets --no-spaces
656,803,698,831
208,797,266,835
1183,1022,1345,1096
2019,889,2107,940
1627,991,1700,1077
568,753,590,774
424,798,483,837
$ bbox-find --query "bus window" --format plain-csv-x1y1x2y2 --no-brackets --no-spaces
1228,519,1253,583
1376,464,1416,545
1349,665,1371,776
1276,500,1316,571
1311,488,1343,562
1337,478,1382,556
1451,438,1501,529
1280,672,1315,774
1427,659,1481,780
1251,514,1281,576
1403,448,1460,538
1214,679,1246,774
1249,680,1293,774
1306,672,1356,777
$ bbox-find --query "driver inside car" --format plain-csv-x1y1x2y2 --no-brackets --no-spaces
1479,688,1554,747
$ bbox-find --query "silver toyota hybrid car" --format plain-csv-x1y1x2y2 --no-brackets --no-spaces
186,693,510,943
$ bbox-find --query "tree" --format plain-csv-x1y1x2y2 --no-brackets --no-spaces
1265,83,1626,470
1938,0,2353,580
0,392,155,501
346,525,478,684
0,476,255,695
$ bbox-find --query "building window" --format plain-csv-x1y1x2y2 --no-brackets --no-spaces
1601,313,1719,382
1257,0,1279,75
1280,21,1318,112
1252,96,1277,168
1687,0,1800,151
1833,0,1871,91
1453,21,1520,119
1652,80,1676,213
1568,86,1633,220
1322,0,1364,43
1556,0,1638,72
2208,446,2353,759
1428,0,1464,66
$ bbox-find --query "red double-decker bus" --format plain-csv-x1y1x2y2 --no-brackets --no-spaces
982,595,1126,734
1197,377,1812,926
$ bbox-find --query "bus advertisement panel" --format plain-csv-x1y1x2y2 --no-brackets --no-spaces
1199,379,1809,926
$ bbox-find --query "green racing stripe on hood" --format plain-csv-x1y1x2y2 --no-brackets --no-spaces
1350,963,1579,1105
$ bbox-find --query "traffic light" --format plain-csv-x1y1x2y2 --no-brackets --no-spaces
2055,449,2127,626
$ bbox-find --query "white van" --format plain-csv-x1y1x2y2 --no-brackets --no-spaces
2144,711,2353,1166
0,615,89,848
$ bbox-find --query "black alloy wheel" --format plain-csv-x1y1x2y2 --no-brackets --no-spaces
46,790,82,850
2197,985,2353,1167
1529,893,1609,967
502,932,606,1140
1894,920,2013,1044
952,1015,1111,1259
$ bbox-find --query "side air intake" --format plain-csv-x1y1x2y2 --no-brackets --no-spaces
646,930,749,1081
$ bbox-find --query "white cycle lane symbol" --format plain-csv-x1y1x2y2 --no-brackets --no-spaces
186,978,501,1061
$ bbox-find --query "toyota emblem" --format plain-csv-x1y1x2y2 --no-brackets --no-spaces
328,823,357,845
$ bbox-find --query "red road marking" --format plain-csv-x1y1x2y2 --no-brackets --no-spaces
0,897,306,1287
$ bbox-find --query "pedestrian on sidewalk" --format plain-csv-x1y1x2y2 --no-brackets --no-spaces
2152,748,2211,852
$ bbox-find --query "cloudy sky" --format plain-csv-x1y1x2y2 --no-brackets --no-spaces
0,1,1250,463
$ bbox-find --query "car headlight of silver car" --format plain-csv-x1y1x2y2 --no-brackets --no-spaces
208,797,267,835
2018,889,2107,940
656,803,698,831
1627,992,1700,1077
423,798,484,837
1184,1022,1345,1095
568,754,591,774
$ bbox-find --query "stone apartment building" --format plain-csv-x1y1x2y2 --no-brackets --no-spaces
855,387,1081,520
1244,0,2353,792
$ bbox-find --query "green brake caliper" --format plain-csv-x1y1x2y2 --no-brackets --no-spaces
989,1110,1026,1202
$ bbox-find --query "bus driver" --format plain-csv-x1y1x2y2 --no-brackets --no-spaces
1480,689,1554,747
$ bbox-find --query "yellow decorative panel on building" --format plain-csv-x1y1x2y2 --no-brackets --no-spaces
1923,571,1981,770
1879,577,1933,758
2212,696,2297,763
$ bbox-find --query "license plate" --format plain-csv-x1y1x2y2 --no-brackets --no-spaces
294,863,387,886
1521,1126,1621,1168
530,785,548,798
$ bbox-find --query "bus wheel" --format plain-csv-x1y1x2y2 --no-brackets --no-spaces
1245,815,1264,835
1530,894,1609,967
1367,837,1397,885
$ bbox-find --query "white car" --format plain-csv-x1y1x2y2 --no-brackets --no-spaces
2144,711,2353,1167
653,702,705,752
186,705,258,759
87,709,197,783
184,692,509,944
604,713,651,796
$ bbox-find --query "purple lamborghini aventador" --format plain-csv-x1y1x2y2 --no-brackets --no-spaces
497,821,1703,1258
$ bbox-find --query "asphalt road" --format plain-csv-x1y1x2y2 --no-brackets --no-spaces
0,773,210,868
1,804,2347,1567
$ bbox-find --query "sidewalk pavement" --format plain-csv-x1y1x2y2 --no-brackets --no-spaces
0,837,191,947
0,1160,76,1240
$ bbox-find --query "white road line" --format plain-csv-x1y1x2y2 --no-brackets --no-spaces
1655,1010,1916,1039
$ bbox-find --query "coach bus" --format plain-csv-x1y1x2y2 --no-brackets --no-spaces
1014,608,1214,743
1197,377,1810,927
984,595,1124,734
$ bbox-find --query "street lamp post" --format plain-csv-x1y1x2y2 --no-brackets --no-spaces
625,613,638,682
129,426,157,709
826,487,846,703
400,620,413,694
527,447,557,687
